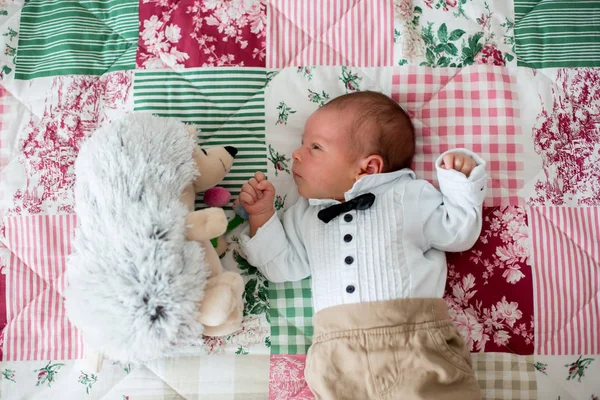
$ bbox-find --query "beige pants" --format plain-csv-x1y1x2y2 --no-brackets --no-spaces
304,298,481,400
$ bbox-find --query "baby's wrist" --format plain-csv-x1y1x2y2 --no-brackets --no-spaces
248,209,275,237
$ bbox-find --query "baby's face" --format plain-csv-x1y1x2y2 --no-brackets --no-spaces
291,108,361,200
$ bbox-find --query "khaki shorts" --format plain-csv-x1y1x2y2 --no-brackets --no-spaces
304,298,481,400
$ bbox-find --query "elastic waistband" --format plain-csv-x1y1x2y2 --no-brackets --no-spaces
313,298,451,342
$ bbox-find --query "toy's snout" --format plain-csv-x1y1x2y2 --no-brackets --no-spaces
225,146,238,158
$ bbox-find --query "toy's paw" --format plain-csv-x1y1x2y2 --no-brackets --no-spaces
202,309,243,337
186,208,228,242
204,207,228,236
197,272,245,331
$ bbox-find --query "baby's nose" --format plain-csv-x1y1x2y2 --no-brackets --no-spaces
292,148,301,162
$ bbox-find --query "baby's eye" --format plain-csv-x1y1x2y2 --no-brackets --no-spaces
311,144,321,150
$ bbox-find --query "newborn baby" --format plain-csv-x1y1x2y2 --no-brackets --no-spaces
239,91,486,400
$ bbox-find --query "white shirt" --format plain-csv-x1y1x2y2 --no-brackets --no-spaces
240,149,487,313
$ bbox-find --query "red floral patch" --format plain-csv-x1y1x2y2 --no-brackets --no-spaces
444,206,534,354
137,0,266,69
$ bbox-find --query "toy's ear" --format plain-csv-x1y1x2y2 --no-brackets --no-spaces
193,146,238,192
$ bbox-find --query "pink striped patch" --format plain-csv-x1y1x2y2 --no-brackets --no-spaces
529,206,600,355
2,214,84,361
0,250,6,361
392,65,523,207
267,0,394,68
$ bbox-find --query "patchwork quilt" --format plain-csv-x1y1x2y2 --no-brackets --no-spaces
0,0,599,399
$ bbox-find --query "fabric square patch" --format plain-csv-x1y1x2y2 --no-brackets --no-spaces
15,0,138,79
472,353,537,400
392,64,523,207
444,206,534,355
514,0,600,68
137,0,266,69
529,206,600,355
267,0,394,67
2,215,83,361
527,68,600,207
133,67,267,208
393,0,517,68
269,279,313,355
269,354,313,400
4,73,133,217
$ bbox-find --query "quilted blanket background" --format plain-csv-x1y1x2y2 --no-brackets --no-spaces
0,0,599,399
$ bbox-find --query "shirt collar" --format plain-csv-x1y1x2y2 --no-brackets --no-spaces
308,168,415,206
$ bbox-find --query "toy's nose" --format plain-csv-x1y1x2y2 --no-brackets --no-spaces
225,146,238,158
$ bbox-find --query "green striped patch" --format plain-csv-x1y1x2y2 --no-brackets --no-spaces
15,0,138,79
134,68,267,209
514,0,600,68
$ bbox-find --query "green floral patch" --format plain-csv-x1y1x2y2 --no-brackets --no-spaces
78,371,98,394
236,250,270,323
34,361,64,388
420,22,471,67
268,145,290,176
297,66,315,81
397,4,514,68
275,101,296,125
307,89,330,107
2,368,16,383
565,356,594,383
339,66,362,93
534,361,548,375
274,194,287,211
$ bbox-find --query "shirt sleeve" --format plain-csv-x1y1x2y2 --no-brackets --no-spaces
238,199,311,283
419,148,487,252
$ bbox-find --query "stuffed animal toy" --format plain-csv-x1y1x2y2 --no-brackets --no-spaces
64,113,245,368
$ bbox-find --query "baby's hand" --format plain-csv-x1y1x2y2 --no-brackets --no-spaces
239,171,276,217
441,152,477,178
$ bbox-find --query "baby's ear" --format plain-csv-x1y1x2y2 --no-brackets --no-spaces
361,154,384,175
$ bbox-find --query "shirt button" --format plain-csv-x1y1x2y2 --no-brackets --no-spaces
346,285,355,294
344,256,354,265
343,234,353,242
344,214,353,222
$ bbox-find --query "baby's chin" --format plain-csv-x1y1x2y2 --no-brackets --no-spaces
296,185,344,201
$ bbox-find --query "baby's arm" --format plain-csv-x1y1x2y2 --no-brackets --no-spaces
419,149,487,252
239,172,311,282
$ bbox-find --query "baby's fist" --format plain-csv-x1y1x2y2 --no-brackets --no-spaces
442,152,477,177
239,171,276,216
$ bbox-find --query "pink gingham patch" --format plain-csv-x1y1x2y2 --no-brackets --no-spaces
392,65,523,207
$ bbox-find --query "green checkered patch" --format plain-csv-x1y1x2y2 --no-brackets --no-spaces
269,278,314,354
16,0,139,79
133,68,268,209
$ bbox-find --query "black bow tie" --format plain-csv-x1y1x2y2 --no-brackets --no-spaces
317,193,376,223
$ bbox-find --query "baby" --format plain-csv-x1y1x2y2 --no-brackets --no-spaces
239,91,486,400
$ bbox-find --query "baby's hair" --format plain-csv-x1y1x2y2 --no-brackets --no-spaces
322,91,415,172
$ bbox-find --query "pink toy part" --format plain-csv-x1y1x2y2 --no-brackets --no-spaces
204,187,231,207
